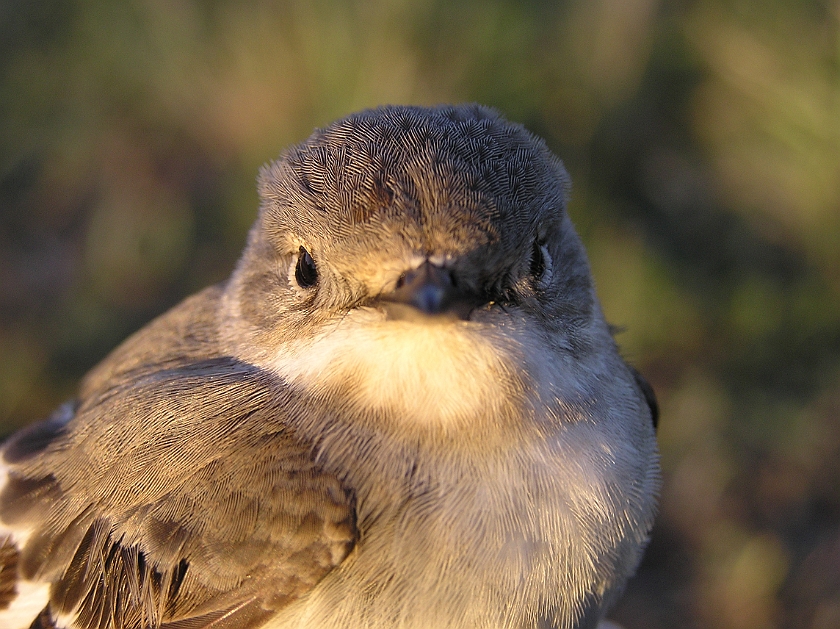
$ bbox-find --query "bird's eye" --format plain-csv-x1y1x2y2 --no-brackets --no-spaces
530,240,553,287
530,241,546,279
295,246,318,288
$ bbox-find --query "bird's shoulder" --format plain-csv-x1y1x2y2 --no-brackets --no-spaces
0,284,357,629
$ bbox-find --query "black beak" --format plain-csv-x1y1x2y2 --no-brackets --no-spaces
379,261,479,321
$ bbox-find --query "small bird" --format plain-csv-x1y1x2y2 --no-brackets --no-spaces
0,104,659,629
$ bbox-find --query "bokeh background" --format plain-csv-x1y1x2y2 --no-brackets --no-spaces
1,1,839,627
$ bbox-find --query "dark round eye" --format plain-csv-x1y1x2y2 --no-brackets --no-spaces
530,241,546,279
295,246,318,288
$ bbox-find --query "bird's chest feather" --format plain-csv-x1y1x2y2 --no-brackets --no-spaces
262,313,649,628
273,415,635,629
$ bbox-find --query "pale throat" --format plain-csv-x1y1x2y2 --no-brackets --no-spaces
265,308,530,428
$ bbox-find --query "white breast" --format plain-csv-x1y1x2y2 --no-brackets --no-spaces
266,422,655,629
257,308,658,629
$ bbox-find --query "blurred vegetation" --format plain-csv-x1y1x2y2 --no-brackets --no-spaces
1,0,839,627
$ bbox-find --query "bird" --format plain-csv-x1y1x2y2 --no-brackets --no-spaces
0,104,659,629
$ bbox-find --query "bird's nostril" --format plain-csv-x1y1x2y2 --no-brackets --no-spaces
396,273,407,289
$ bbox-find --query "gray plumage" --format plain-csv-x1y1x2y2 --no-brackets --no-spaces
0,104,659,629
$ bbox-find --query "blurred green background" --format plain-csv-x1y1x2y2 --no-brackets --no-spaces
1,1,839,627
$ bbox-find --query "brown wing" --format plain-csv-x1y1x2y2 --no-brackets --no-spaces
0,289,356,629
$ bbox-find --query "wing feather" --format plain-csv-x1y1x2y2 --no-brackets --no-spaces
0,287,357,629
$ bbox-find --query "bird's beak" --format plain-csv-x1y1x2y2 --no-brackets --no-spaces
379,261,480,321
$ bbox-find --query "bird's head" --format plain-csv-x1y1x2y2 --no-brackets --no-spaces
220,105,612,433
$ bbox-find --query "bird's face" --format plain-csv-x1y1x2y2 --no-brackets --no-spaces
220,106,609,435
